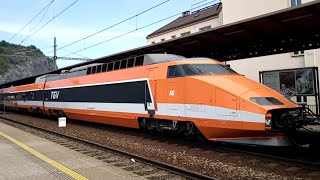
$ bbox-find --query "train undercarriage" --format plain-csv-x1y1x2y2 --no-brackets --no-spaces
269,105,320,131
138,105,320,146
138,118,201,137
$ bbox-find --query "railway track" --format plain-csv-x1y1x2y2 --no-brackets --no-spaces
1,112,320,179
0,116,218,180
216,144,320,171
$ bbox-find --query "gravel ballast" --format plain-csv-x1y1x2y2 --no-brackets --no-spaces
0,113,318,180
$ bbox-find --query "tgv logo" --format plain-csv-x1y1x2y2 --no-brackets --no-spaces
51,91,60,100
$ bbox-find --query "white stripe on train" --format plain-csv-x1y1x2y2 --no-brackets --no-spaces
23,101,265,123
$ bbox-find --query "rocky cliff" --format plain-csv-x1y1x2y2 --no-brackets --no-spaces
0,40,57,84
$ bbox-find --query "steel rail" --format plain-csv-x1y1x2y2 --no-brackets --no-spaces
0,116,219,180
216,145,320,171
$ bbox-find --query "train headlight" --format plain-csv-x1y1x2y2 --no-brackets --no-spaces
266,118,272,126
265,112,272,127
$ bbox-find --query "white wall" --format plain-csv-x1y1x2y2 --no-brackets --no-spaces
302,0,316,3
226,53,305,82
222,0,289,25
147,13,222,44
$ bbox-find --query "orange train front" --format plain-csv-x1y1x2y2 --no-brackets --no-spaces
0,54,312,146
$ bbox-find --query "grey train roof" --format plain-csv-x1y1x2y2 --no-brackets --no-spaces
143,54,213,65
143,54,185,65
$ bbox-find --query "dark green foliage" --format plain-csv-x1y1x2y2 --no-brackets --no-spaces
0,58,10,74
0,40,47,75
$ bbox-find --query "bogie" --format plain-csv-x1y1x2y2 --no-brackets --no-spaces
138,118,199,137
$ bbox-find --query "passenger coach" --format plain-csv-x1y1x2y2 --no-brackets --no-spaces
0,54,304,146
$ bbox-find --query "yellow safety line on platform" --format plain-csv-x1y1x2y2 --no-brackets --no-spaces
0,131,88,180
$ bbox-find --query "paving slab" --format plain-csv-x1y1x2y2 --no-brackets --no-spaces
0,121,146,180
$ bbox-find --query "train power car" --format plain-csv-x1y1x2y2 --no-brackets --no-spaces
0,54,315,146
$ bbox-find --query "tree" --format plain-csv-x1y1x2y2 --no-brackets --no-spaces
0,40,8,47
28,45,37,49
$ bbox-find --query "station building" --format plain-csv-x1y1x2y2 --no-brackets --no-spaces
146,0,320,108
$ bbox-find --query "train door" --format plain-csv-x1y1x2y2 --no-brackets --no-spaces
166,66,185,119
215,88,239,127
42,78,50,116
146,69,156,115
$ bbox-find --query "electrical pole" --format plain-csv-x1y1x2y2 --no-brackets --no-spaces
53,37,57,70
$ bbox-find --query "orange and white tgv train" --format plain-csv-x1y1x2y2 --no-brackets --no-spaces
0,54,301,146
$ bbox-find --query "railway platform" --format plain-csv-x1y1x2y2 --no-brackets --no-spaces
0,121,145,180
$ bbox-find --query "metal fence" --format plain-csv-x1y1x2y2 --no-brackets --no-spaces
306,105,319,117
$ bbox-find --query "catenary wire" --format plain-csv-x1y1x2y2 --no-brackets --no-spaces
63,12,181,57
59,48,91,59
7,0,55,42
45,0,172,54
22,2,53,42
19,0,80,45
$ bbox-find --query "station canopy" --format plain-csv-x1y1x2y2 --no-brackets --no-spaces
1,0,320,87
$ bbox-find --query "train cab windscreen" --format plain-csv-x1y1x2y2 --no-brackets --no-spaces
168,64,238,78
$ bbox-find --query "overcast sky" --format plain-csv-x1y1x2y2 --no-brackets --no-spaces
0,0,203,68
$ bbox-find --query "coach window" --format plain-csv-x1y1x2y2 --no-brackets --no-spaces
102,64,107,72
120,59,127,69
135,56,144,66
97,65,102,73
107,62,114,71
114,61,120,70
87,67,92,75
127,58,134,68
92,66,97,74
167,66,182,78
21,93,26,100
16,94,21,100
6,95,15,100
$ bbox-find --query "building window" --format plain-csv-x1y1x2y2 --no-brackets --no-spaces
161,38,165,42
291,0,301,7
151,41,155,44
171,35,176,39
199,26,211,32
181,31,191,37
292,50,304,57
